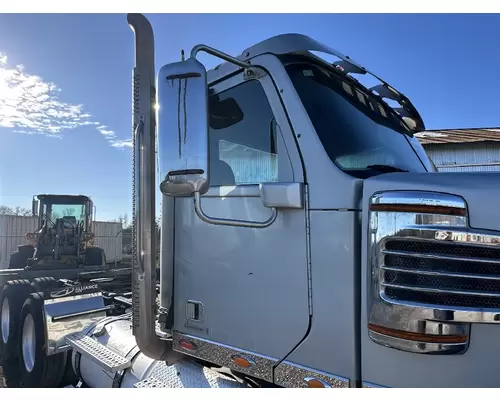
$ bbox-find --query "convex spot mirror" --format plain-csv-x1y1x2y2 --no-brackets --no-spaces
157,57,210,197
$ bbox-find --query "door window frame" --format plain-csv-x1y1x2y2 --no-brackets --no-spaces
204,67,303,199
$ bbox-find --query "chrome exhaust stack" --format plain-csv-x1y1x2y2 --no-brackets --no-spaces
128,12,223,361
127,13,171,360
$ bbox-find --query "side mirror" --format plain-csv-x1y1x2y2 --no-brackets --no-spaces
32,199,39,217
157,57,210,197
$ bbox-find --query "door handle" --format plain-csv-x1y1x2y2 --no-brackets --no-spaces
193,192,277,228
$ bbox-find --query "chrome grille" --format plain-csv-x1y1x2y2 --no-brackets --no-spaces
381,239,500,309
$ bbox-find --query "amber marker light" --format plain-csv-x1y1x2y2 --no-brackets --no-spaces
369,203,467,217
304,377,330,388
231,355,254,369
368,324,468,344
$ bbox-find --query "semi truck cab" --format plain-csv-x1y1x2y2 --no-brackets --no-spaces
59,14,500,388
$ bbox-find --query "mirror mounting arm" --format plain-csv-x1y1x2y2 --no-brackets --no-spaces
190,44,250,69
193,192,277,228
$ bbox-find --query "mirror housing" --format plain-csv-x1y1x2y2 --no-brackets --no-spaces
157,57,210,197
259,182,304,209
32,198,39,217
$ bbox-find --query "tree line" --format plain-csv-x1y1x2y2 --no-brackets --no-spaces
0,205,32,216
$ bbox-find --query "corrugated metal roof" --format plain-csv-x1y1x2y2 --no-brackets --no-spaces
415,128,500,145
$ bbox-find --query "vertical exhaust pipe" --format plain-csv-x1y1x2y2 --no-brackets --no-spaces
128,13,171,360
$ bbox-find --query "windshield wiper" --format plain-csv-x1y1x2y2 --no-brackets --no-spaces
366,164,408,173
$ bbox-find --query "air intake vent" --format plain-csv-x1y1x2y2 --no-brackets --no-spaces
381,239,500,310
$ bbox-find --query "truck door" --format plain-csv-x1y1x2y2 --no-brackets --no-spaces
172,70,310,381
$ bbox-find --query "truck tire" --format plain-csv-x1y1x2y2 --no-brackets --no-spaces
0,280,33,361
30,277,58,294
17,292,67,388
85,247,106,266
8,252,25,269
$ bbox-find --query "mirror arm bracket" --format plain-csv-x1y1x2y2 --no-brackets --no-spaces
193,192,277,229
190,44,250,69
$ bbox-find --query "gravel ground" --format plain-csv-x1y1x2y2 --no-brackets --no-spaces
0,365,5,388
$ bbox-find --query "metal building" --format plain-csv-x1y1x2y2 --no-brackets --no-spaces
416,128,500,172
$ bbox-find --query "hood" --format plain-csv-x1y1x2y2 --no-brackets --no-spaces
363,171,500,233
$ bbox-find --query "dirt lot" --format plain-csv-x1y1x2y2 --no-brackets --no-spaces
0,362,18,388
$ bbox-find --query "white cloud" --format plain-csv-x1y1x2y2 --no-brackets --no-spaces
111,139,133,148
0,51,130,149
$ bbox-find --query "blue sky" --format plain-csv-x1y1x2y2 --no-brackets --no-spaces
1,13,499,221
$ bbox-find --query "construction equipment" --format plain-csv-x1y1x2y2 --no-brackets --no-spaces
0,194,131,387
8,194,104,270
7,13,500,388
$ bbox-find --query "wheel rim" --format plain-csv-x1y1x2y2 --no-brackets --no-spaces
1,298,9,344
22,313,36,372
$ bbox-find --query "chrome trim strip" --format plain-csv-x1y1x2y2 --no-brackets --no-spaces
380,264,500,281
382,248,500,265
370,191,467,210
381,282,500,298
172,332,278,382
367,190,500,354
378,294,500,324
274,361,349,388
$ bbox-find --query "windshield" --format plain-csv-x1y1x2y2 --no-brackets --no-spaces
281,55,430,178
43,203,86,226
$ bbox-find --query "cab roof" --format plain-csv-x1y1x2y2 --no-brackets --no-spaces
36,194,92,203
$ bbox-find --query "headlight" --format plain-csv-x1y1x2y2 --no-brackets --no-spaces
366,190,482,355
